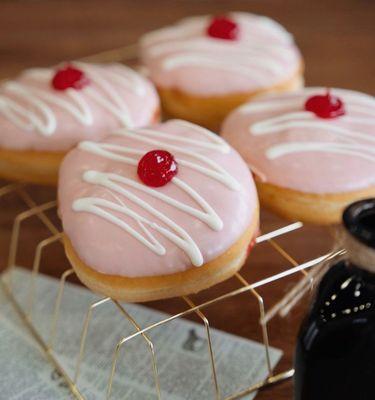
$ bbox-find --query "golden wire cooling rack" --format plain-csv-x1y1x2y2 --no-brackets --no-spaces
0,181,344,400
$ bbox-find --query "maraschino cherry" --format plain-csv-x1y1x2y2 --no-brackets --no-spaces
137,150,178,187
207,16,239,40
304,89,345,119
52,65,89,91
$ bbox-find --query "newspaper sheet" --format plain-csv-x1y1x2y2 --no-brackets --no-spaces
0,267,282,400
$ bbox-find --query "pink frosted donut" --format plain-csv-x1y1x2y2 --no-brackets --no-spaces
140,12,303,128
221,87,375,224
59,120,259,301
0,62,160,184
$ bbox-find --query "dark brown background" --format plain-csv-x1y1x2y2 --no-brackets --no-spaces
0,1,374,399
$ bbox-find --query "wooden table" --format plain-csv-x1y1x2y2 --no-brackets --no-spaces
0,1,374,399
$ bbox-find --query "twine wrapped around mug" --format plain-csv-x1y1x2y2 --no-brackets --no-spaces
260,235,347,325
261,225,375,325
342,228,375,272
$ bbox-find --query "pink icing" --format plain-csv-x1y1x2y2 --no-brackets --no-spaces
58,120,258,277
140,12,302,96
0,62,159,152
221,87,375,194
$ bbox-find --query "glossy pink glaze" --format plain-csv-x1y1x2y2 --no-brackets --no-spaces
221,87,375,194
140,12,302,96
0,63,159,151
59,120,258,277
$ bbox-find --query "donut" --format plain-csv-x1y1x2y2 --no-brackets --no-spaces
140,12,303,130
221,88,375,225
58,120,259,302
0,62,160,185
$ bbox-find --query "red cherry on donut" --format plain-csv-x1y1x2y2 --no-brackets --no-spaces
52,65,89,91
137,150,178,187
304,89,345,119
207,16,239,40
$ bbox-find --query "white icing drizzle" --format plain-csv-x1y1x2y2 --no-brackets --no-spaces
147,38,290,60
0,63,146,136
243,89,375,162
267,142,375,162
251,112,375,143
240,88,375,115
142,13,294,47
0,82,92,136
114,127,239,190
73,121,240,266
74,172,204,266
142,13,299,84
150,38,289,78
162,55,273,80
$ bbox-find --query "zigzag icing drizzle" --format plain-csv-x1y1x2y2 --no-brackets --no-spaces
240,88,375,166
141,13,300,86
73,120,240,267
0,62,146,136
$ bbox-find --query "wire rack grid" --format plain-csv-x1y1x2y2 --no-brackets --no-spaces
0,182,343,400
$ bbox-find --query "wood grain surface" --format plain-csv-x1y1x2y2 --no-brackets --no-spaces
0,1,374,399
